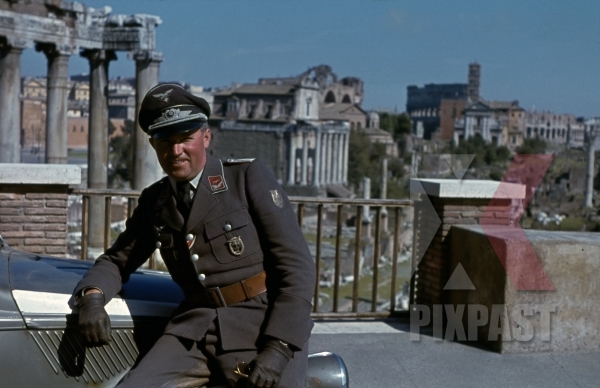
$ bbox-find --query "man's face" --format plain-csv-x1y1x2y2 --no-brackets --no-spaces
149,127,211,182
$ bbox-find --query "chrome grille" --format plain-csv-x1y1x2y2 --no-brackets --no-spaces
30,329,139,384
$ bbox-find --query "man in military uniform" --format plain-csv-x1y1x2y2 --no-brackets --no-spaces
72,84,315,388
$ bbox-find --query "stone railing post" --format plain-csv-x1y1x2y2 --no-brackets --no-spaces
0,164,80,256
410,179,525,308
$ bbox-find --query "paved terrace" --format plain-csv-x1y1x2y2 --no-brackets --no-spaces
310,318,600,388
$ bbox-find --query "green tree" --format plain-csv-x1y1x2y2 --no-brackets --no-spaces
447,135,512,167
348,129,406,198
516,137,547,154
108,119,134,188
379,112,412,141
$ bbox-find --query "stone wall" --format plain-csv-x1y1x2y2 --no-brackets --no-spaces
449,225,600,353
0,191,68,255
0,164,80,256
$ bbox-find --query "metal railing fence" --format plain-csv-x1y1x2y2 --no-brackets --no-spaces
70,189,413,318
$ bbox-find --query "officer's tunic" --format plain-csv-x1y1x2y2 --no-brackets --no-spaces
72,155,315,386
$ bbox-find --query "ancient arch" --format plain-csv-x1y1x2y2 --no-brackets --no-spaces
324,90,336,103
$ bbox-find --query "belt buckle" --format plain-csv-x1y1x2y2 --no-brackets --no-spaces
207,287,227,308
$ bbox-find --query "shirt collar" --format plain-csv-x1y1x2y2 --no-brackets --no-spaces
169,168,203,193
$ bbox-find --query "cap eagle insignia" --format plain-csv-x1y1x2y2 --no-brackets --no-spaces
152,88,173,103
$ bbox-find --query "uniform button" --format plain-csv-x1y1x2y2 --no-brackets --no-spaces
224,223,232,232
191,254,199,261
186,234,194,241
155,241,162,248
198,273,206,281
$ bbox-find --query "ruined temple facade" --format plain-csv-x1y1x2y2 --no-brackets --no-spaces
210,66,364,196
0,0,165,247
0,0,164,188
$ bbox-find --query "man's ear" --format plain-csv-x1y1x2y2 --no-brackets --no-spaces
203,128,211,146
148,137,155,150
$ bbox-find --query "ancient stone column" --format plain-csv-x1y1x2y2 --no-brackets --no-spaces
82,49,115,251
319,133,328,186
332,133,339,183
132,50,163,189
312,129,321,187
381,158,388,232
301,131,308,186
342,132,350,185
325,133,333,184
287,130,297,185
0,45,24,163
584,127,597,208
363,177,371,238
337,133,344,183
38,44,71,164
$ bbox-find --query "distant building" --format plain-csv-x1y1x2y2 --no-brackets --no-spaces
363,111,397,157
453,99,524,147
210,65,363,196
407,63,480,140
524,111,585,147
21,75,136,150
107,77,135,120
259,64,364,106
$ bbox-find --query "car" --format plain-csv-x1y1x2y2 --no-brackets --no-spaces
0,236,348,388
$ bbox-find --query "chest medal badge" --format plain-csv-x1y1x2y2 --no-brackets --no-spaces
270,190,284,208
227,236,245,256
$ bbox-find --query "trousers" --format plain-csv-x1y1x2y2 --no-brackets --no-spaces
116,319,307,388
117,320,230,388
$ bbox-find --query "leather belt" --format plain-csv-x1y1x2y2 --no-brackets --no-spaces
193,271,267,308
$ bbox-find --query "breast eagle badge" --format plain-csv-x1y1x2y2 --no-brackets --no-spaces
270,190,283,208
227,236,244,256
152,88,173,103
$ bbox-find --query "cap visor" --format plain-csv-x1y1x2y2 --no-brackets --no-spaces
151,120,205,139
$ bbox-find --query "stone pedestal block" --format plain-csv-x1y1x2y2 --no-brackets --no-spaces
411,179,525,307
0,164,81,256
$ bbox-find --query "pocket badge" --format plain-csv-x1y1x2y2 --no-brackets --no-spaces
227,236,244,256
270,190,283,208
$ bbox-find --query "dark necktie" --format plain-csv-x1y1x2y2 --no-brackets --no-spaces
176,181,192,218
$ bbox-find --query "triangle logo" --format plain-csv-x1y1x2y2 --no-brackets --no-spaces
440,154,475,180
443,263,476,290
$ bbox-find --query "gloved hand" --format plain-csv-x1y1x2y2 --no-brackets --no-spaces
77,292,112,346
246,339,293,388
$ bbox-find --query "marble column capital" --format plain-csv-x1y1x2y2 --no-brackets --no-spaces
36,43,75,58
130,50,164,63
80,49,117,64
0,36,30,51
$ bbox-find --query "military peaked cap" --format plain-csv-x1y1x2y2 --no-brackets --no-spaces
139,83,211,139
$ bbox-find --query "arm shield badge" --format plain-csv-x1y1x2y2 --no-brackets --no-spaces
270,190,284,208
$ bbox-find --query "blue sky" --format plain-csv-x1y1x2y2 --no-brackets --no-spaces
20,0,600,117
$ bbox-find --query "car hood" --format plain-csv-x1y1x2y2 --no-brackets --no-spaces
4,248,184,330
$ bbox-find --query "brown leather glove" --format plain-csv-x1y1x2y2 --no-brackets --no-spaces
246,339,293,388
77,293,112,346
